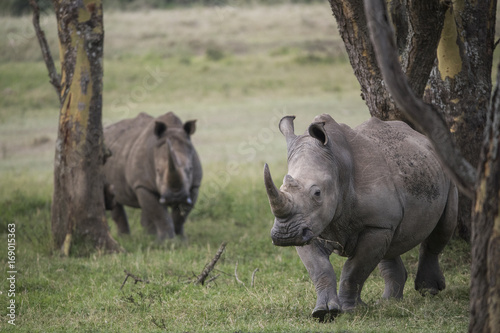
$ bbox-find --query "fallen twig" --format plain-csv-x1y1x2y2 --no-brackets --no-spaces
195,242,227,285
251,268,259,287
121,269,150,290
151,316,167,329
234,261,244,285
205,274,221,285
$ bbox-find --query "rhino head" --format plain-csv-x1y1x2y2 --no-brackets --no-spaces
265,115,353,247
153,119,197,207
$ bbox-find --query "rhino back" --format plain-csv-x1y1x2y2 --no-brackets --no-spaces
352,118,450,254
355,118,445,202
105,113,153,152
104,113,156,207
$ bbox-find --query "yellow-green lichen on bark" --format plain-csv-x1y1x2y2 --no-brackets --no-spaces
453,0,465,13
342,1,358,39
436,7,462,80
58,7,95,149
474,174,489,214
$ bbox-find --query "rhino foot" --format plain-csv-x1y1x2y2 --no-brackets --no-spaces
415,258,446,296
415,277,445,296
312,302,341,322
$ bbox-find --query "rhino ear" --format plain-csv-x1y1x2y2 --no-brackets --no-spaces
154,121,167,138
184,120,197,136
308,122,328,145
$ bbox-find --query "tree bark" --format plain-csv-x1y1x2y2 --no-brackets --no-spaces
328,0,447,122
363,0,499,330
424,1,495,242
470,63,500,333
330,0,493,242
50,0,121,255
329,0,399,120
362,0,476,198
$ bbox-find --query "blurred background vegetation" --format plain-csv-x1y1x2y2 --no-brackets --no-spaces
1,0,323,16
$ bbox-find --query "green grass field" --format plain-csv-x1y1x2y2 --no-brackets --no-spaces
0,3,470,332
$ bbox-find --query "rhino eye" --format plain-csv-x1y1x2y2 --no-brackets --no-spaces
310,186,321,200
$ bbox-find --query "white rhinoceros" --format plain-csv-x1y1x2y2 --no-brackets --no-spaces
104,112,202,241
264,114,457,321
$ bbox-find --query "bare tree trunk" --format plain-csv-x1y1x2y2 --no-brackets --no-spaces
362,0,476,197
424,1,495,242
328,0,447,122
363,0,499,330
330,0,493,242
328,0,399,120
49,0,121,255
470,63,500,333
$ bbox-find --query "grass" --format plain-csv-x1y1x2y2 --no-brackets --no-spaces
0,3,470,332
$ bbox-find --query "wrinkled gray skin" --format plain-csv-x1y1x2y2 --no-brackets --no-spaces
104,112,202,241
264,114,457,321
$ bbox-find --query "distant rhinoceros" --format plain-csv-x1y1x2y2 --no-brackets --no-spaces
264,114,457,321
104,112,202,241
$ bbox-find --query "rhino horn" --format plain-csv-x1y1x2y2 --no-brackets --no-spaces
166,139,183,188
279,116,297,149
264,163,293,218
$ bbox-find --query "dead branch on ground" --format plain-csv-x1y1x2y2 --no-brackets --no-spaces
194,242,227,285
205,274,221,285
251,268,259,287
234,261,244,285
120,269,150,290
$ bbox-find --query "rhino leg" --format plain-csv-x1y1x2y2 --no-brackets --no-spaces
415,184,457,295
111,203,130,234
172,185,200,237
136,188,175,241
172,205,188,237
339,228,392,312
296,241,340,322
379,256,407,299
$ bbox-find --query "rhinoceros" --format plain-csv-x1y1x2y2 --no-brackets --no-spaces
104,112,202,241
264,114,457,321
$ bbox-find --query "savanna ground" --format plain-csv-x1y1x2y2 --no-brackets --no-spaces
0,3,473,332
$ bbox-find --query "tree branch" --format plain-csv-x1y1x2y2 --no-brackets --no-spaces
30,0,61,102
195,242,227,285
251,268,259,288
120,270,150,290
234,261,244,285
364,0,476,198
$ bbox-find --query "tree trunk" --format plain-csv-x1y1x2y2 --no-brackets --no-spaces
363,0,499,330
328,0,447,122
330,0,493,242
470,63,500,333
424,1,495,242
51,0,121,255
329,0,399,120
